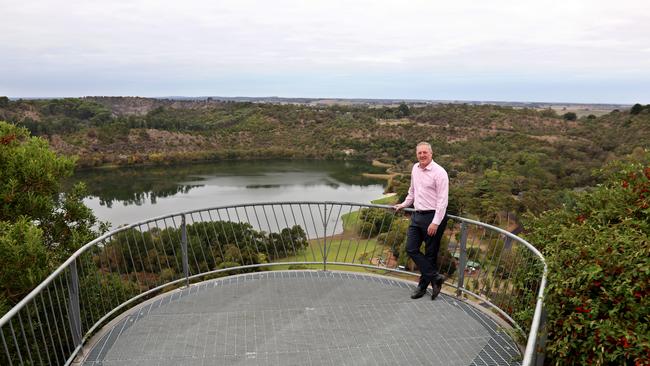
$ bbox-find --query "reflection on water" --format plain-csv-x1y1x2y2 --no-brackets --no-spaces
71,160,386,228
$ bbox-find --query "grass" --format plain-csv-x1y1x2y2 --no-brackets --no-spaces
271,237,390,273
340,194,399,231
272,194,402,275
341,210,360,231
371,194,398,205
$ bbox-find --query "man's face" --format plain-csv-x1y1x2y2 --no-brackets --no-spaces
416,145,433,166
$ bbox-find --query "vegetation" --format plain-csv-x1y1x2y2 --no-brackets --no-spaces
0,122,107,364
0,122,104,307
4,97,648,222
1,97,650,364
523,157,650,365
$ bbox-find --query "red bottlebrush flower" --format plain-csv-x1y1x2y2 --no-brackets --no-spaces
576,306,590,313
593,281,601,287
621,337,631,349
0,133,16,145
622,180,630,188
634,291,643,298
576,214,586,223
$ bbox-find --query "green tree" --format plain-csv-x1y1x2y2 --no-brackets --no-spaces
630,103,644,115
396,102,410,118
0,96,9,108
562,112,577,121
0,121,103,305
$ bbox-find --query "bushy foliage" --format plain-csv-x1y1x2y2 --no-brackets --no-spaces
377,219,408,254
0,218,49,301
0,122,103,306
356,208,395,237
562,112,577,121
523,157,650,365
0,122,107,365
99,222,307,288
630,103,644,115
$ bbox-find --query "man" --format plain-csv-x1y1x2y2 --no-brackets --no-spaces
394,142,449,300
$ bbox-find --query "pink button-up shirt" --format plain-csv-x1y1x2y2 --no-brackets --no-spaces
401,160,449,225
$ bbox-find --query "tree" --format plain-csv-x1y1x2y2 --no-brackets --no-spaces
562,112,577,121
630,103,644,115
0,96,9,108
396,102,410,118
0,121,103,306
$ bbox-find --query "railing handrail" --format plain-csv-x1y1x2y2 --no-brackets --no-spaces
1,201,547,366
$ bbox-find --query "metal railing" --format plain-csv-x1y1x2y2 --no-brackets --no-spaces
0,202,547,365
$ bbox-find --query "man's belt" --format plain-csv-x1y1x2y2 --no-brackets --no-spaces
414,210,435,214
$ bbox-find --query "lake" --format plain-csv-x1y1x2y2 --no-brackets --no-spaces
73,160,387,228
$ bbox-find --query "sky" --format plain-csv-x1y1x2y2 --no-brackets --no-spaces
1,0,649,103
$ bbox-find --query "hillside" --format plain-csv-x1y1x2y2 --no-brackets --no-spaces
1,97,649,217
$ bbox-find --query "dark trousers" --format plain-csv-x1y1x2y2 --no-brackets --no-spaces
406,212,449,289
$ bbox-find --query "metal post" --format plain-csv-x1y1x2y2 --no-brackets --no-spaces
322,204,327,271
181,214,189,288
456,222,468,297
67,260,83,347
535,307,548,366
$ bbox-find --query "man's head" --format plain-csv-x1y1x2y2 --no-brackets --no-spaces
416,142,433,167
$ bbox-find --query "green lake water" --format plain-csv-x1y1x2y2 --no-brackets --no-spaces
73,160,387,228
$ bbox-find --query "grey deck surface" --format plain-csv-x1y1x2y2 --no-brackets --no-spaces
81,271,521,366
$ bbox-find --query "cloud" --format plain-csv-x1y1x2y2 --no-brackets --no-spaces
1,0,649,101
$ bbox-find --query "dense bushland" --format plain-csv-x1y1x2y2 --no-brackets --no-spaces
2,97,650,364
523,157,650,365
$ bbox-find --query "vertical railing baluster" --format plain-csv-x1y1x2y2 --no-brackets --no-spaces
25,305,44,365
32,301,52,365
456,221,468,297
323,204,327,271
67,260,83,348
1,327,12,366
8,319,22,365
181,214,189,287
535,308,548,366
17,313,33,366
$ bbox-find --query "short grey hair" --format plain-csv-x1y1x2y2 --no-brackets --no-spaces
416,142,432,152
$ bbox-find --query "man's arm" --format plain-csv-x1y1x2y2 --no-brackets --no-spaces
393,179,414,211
428,171,449,235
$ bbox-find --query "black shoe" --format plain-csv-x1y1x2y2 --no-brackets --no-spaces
410,287,427,299
431,275,445,300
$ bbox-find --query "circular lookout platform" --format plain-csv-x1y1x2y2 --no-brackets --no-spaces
80,271,521,366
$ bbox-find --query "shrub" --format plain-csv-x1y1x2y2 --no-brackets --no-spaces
630,103,644,115
523,157,650,365
356,208,395,237
562,112,577,121
377,220,408,254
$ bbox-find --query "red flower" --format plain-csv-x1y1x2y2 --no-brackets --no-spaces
622,180,629,188
576,306,590,313
0,133,16,145
576,214,586,223
620,336,631,349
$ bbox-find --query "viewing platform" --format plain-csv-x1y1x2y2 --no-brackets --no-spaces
81,271,520,365
1,202,546,366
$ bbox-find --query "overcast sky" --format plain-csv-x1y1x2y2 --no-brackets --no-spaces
1,0,649,103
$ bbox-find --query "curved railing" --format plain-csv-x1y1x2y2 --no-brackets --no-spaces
0,202,547,365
